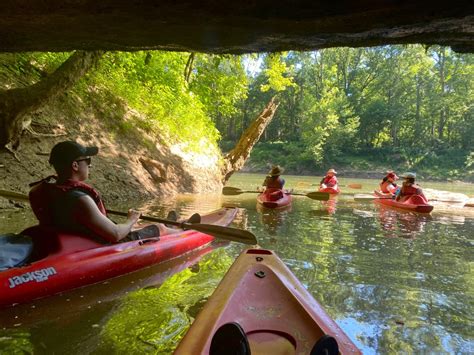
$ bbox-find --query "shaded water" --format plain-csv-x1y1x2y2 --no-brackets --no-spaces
1,173,473,354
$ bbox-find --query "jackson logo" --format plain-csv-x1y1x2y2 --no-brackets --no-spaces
8,267,57,289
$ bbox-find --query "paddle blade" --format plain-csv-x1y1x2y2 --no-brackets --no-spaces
183,223,257,245
353,194,376,201
347,183,362,189
354,194,393,201
0,189,29,202
222,186,244,195
306,191,330,201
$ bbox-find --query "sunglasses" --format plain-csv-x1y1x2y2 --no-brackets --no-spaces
75,157,92,166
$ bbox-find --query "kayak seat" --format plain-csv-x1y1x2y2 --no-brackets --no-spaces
407,194,429,205
210,322,251,355
0,233,34,270
311,334,339,355
265,188,284,201
22,226,104,261
127,225,160,241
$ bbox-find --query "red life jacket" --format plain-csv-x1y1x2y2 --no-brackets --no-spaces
399,183,421,197
321,175,338,187
29,176,106,226
264,188,284,201
380,181,397,193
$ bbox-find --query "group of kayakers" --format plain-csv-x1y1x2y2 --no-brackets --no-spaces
379,170,426,202
27,140,427,244
261,164,426,203
262,165,340,193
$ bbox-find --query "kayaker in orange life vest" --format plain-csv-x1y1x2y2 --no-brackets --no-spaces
395,172,426,202
29,141,182,243
380,171,399,195
320,168,338,190
262,165,286,190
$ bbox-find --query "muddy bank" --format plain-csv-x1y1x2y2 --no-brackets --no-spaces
0,89,223,210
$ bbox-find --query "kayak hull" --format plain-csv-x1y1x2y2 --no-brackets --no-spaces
257,189,292,209
0,207,237,308
319,186,340,194
374,191,433,213
175,248,360,354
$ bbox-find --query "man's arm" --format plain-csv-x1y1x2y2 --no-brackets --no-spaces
73,195,140,243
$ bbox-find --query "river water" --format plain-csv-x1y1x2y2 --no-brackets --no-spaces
0,173,473,354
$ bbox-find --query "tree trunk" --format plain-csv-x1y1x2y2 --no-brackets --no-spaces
0,50,104,150
221,97,279,183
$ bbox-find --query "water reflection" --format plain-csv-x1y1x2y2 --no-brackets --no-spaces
376,204,433,238
256,203,292,235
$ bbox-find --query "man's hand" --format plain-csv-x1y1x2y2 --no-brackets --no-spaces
127,209,141,224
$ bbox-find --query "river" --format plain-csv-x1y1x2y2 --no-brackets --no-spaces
0,173,473,354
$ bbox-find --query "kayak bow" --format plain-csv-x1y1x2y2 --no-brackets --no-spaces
175,248,361,354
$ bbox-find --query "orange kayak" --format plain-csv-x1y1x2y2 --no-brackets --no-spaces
175,248,361,354
374,190,434,213
257,188,292,209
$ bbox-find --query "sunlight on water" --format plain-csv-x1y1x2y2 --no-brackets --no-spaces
0,173,473,354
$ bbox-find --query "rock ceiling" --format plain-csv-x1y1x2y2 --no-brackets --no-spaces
0,1,473,53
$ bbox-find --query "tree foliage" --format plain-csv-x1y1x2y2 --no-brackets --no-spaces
1,45,472,177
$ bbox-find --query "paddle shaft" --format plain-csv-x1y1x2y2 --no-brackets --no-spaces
0,189,257,245
222,187,329,201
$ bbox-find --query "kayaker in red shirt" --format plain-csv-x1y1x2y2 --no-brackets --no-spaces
29,141,184,243
395,172,426,202
380,171,399,195
320,169,339,190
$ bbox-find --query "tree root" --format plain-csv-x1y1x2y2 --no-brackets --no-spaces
25,126,67,137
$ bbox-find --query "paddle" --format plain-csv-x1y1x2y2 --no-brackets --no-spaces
296,182,362,189
0,189,258,245
222,186,330,201
353,193,470,205
354,194,392,201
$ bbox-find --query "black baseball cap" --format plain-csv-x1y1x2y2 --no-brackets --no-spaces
49,141,98,167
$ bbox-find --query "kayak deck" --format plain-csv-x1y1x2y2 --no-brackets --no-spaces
175,248,360,354
319,186,340,194
374,191,433,213
257,189,292,209
0,207,237,307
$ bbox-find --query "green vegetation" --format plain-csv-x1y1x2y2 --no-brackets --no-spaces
1,45,472,180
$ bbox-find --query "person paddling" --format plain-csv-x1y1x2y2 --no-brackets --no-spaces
29,141,189,243
262,165,286,190
395,172,427,202
320,169,339,192
380,171,399,195
261,165,286,201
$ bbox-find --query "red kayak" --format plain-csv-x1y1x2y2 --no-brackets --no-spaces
0,207,237,307
319,185,340,194
374,191,434,213
175,248,361,354
257,188,292,209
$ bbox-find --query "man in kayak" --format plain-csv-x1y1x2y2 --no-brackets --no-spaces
395,172,427,202
380,171,399,195
320,168,339,191
29,141,188,243
261,165,285,200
